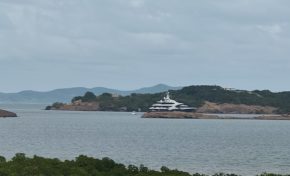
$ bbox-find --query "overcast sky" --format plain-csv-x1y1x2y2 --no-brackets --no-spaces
0,0,289,92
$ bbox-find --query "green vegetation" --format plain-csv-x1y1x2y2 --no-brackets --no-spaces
72,92,97,103
170,86,290,113
0,154,288,176
48,85,290,113
45,102,65,110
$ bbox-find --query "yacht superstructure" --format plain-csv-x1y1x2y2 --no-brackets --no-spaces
149,92,196,112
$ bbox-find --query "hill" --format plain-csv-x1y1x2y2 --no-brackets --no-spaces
47,85,290,114
0,84,181,104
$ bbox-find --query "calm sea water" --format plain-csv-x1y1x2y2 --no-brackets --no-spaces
1,104,290,175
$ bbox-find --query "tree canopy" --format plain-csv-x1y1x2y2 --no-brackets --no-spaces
0,154,287,176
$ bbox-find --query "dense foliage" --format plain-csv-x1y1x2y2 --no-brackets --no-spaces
170,86,290,113
49,85,290,113
0,154,288,176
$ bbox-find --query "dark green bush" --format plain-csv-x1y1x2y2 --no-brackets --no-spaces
0,154,288,176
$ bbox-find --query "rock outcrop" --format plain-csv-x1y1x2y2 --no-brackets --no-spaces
0,109,17,117
196,101,277,114
46,101,100,111
254,115,290,120
142,112,219,119
142,111,290,120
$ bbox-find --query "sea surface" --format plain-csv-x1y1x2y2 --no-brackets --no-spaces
1,104,290,175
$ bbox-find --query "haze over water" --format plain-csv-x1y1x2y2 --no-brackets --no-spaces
1,105,290,176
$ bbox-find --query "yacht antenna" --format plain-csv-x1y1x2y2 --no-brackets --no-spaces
166,91,170,99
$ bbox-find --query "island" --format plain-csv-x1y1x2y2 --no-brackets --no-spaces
0,109,17,117
45,85,290,119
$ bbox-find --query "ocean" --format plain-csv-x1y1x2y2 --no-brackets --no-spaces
0,104,290,175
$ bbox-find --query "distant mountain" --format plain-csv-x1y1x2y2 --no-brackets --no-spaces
0,84,182,104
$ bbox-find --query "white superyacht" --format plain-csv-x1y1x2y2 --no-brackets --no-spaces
149,92,196,112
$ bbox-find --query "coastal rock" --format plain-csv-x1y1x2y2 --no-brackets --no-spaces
196,101,277,114
142,111,290,120
142,111,219,119
47,102,100,111
0,109,17,117
254,115,290,120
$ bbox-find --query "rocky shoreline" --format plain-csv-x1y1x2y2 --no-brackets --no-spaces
0,109,17,118
196,101,277,114
142,111,290,120
46,102,100,111
142,112,218,119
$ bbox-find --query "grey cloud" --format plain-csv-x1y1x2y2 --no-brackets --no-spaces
0,0,290,92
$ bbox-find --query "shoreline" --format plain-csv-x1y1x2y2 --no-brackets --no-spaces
46,108,290,120
142,111,290,120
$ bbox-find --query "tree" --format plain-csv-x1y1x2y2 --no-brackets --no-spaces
0,156,6,163
82,92,97,102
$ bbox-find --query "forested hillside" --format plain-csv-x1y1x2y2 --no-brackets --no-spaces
47,85,290,114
